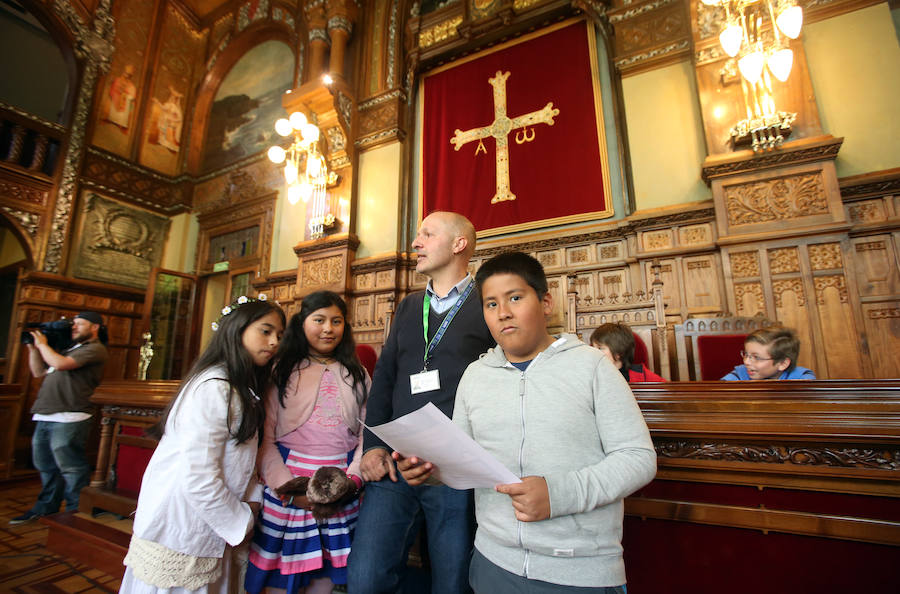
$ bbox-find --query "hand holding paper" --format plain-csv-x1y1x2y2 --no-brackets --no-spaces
365,402,521,489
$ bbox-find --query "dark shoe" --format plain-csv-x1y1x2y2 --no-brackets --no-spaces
9,511,41,525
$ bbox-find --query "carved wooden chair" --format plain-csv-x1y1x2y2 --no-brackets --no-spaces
673,313,780,380
566,265,671,380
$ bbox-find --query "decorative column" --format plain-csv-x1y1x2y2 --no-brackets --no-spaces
304,0,329,80
326,0,357,78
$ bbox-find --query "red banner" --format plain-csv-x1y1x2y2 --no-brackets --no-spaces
422,20,611,235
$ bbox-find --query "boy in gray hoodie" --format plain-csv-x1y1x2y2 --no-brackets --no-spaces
397,252,657,593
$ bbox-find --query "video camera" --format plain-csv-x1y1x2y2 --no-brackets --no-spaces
20,319,75,352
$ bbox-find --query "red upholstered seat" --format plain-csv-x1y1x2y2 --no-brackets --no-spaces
356,344,378,378
632,333,649,367
114,425,155,498
697,334,747,380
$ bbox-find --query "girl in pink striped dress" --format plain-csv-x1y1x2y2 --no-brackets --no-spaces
246,291,370,594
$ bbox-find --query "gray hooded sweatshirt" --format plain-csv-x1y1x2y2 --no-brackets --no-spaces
453,334,656,588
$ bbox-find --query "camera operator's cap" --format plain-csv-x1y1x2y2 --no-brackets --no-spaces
74,311,103,325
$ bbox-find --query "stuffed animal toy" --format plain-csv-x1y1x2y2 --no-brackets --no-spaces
274,476,309,498
306,466,358,520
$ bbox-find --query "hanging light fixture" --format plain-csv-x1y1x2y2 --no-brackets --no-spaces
702,0,804,151
268,111,335,239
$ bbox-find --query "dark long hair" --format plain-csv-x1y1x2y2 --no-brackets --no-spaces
273,291,367,407
150,299,286,444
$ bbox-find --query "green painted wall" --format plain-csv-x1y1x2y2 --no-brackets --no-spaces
621,61,710,212
159,213,198,273
804,4,900,177
356,142,401,259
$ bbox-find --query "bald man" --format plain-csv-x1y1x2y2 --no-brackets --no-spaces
348,212,494,594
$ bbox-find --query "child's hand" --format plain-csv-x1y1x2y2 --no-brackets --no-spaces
495,476,550,522
393,452,435,486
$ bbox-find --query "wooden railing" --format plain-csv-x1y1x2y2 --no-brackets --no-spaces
0,102,66,179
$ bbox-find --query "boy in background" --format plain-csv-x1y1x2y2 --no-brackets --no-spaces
397,252,656,593
589,323,666,383
721,327,816,380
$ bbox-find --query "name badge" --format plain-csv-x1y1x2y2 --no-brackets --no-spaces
410,369,440,395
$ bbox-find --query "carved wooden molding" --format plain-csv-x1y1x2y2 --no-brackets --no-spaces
702,137,844,182
609,0,692,75
839,167,900,201
724,173,829,226
81,149,192,213
655,439,900,471
356,89,407,149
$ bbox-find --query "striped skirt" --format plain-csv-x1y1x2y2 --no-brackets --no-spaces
245,444,359,593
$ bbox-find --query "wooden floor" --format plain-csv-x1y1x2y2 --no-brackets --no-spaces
0,479,123,593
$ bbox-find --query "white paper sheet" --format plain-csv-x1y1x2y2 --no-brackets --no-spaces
365,402,521,489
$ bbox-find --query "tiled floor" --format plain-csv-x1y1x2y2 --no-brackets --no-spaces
0,479,122,593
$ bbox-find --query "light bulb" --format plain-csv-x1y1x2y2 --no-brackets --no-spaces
307,155,322,177
289,111,308,130
699,0,720,5
299,182,314,203
287,185,302,205
738,50,765,84
284,163,298,184
767,47,794,82
719,24,743,58
267,145,286,164
776,5,803,39
274,118,292,137
301,123,320,143
322,73,333,85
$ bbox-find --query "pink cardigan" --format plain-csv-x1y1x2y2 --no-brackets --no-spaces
258,358,370,490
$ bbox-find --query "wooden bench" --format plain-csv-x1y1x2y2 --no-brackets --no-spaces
626,379,900,593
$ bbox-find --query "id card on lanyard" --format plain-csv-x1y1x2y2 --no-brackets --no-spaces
409,280,475,395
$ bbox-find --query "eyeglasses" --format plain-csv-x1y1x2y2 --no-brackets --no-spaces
740,350,773,363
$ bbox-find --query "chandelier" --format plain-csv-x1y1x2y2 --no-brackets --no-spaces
267,111,336,238
702,0,804,151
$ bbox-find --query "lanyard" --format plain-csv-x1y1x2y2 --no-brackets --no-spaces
422,280,475,370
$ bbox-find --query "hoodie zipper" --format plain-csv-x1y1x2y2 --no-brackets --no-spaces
517,368,527,576
505,342,562,578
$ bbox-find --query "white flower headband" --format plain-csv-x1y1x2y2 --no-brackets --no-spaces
211,293,268,331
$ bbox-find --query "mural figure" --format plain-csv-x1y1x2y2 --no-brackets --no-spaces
149,86,184,153
103,64,137,130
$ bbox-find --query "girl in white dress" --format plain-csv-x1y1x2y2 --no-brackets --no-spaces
120,297,285,594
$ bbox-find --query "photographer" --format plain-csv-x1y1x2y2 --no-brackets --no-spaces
10,312,108,525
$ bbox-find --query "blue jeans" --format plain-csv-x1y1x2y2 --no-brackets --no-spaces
347,476,474,594
30,419,93,515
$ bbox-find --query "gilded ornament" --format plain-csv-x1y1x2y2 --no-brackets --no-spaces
449,71,559,204
45,0,116,272
418,17,463,48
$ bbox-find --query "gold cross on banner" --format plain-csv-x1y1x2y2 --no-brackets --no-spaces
450,71,560,204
